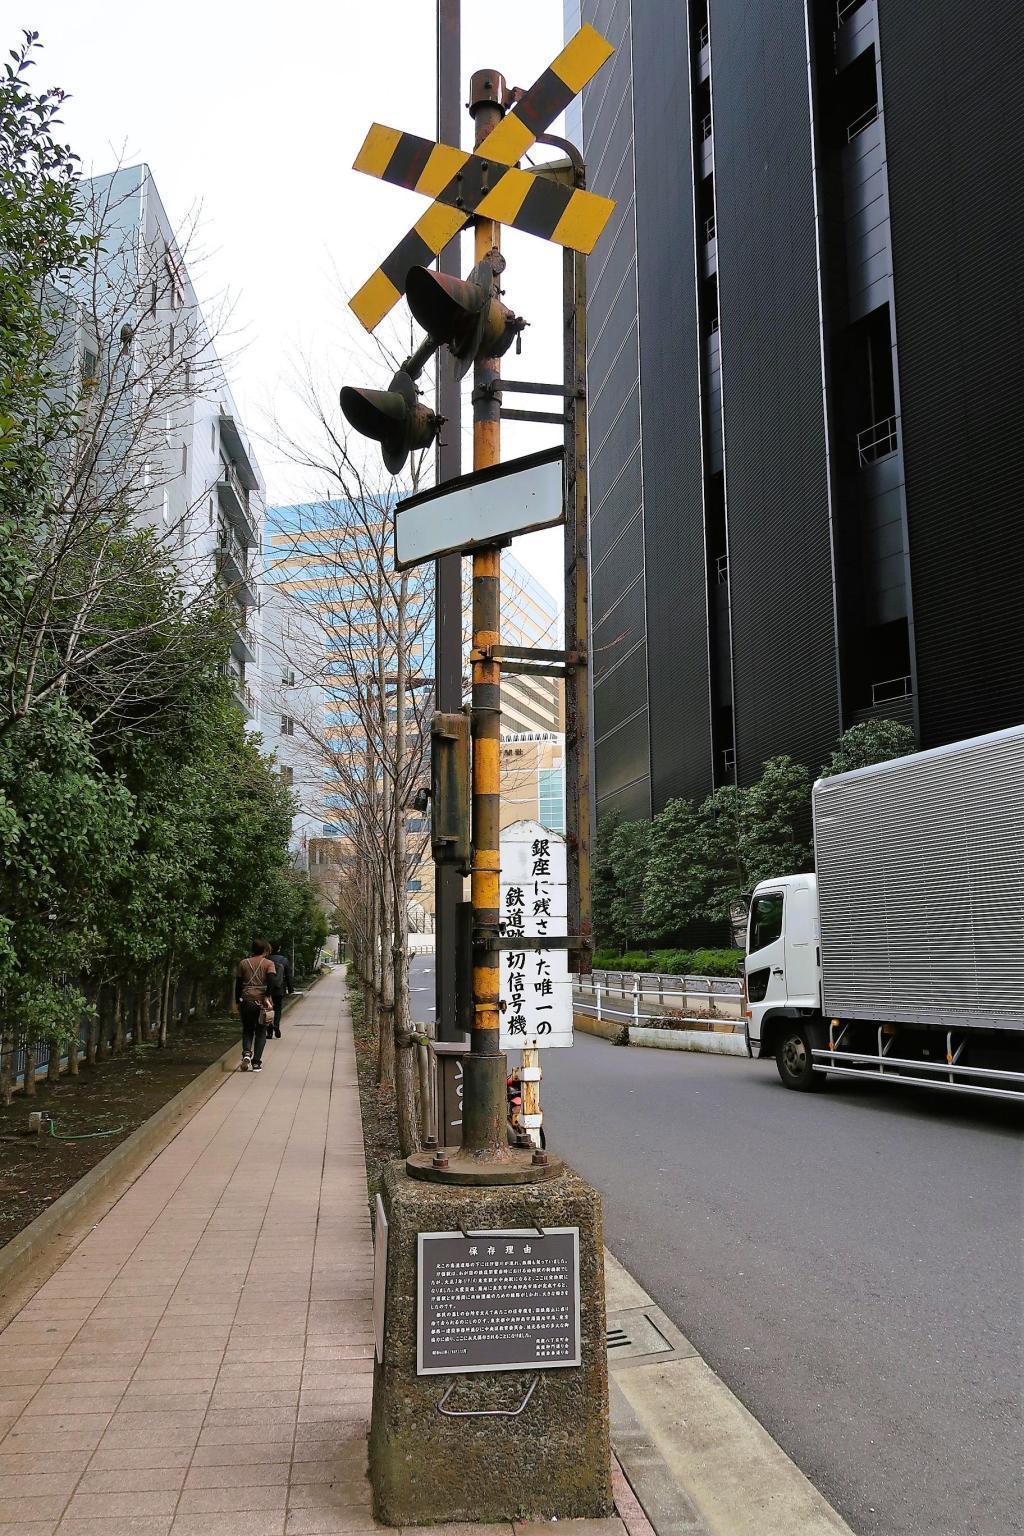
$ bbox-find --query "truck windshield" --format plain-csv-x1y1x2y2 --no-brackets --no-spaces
749,892,784,952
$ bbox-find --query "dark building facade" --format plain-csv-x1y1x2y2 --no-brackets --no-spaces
568,0,1024,821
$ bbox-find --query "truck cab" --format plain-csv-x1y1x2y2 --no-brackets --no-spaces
744,873,824,1085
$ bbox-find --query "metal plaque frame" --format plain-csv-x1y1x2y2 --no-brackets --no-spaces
416,1227,581,1376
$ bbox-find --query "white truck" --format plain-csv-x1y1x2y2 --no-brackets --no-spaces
744,726,1024,1102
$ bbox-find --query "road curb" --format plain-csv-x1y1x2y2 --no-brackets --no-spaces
0,977,324,1317
603,1250,853,1536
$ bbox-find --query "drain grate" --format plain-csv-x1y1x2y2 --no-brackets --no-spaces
605,1304,696,1368
605,1308,673,1361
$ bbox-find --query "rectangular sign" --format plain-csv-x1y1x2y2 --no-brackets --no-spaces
373,1194,388,1363
394,447,564,570
500,820,573,1050
417,1228,581,1375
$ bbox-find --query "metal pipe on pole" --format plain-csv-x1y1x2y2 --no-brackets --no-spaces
460,67,509,1155
433,0,463,1045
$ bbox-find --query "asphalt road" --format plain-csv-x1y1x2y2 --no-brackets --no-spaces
410,951,1024,1534
542,1031,1024,1536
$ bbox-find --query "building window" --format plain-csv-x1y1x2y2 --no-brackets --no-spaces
211,420,217,451
181,443,188,475
208,496,214,525
169,323,175,357
162,490,169,525
280,765,294,787
538,768,565,834
280,716,295,736
281,668,296,686
81,346,98,382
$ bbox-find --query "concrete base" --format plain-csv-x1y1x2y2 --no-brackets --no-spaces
370,1160,613,1527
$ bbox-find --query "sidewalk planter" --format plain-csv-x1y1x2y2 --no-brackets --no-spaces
628,1024,748,1056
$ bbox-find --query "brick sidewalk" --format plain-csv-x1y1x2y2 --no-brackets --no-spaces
0,971,632,1536
0,969,376,1535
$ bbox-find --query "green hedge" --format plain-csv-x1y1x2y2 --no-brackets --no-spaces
592,947,743,978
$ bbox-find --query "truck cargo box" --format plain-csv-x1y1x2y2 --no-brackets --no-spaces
812,726,1024,1031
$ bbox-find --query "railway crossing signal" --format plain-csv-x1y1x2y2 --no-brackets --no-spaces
342,25,616,1179
339,367,439,475
348,24,615,334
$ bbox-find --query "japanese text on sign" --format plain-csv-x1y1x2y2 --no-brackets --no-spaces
499,820,573,1050
417,1228,581,1374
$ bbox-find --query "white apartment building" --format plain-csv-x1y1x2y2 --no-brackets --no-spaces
72,165,265,721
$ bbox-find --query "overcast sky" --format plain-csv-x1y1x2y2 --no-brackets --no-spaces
25,0,571,596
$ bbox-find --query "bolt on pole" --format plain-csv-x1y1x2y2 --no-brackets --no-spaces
460,66,510,1155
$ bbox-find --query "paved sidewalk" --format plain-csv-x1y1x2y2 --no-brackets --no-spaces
0,969,375,1535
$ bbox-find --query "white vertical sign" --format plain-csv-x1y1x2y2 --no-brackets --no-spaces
499,820,573,1050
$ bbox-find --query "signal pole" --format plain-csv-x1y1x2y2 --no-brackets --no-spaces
433,0,462,1044
462,68,509,1155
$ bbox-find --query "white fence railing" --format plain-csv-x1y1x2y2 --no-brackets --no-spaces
573,971,743,1030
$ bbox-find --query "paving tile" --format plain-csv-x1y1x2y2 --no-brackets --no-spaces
0,1501,66,1526
184,1463,291,1490
55,1521,173,1536
61,1493,178,1520
170,1515,285,1536
0,1522,61,1536
75,1467,187,1495
175,1487,288,1515
87,1446,194,1473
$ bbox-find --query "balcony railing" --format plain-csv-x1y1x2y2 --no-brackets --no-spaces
217,530,258,604
216,460,257,543
847,102,879,140
857,414,898,466
700,112,713,142
836,0,867,23
698,21,709,48
871,674,912,705
704,213,716,242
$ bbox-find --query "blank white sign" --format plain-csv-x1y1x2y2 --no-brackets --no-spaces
395,451,563,569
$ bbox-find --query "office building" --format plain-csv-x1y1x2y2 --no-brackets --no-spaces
500,733,566,835
568,0,1023,820
469,552,564,736
75,166,265,720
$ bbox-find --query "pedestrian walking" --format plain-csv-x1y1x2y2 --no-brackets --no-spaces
267,943,295,1038
236,939,277,1072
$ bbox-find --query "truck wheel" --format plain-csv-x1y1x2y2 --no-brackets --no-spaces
776,1025,826,1092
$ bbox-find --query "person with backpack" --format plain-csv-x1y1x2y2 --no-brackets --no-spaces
267,944,294,1038
235,939,277,1072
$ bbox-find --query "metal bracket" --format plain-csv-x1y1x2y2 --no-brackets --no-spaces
437,1374,540,1418
480,934,586,952
500,407,567,426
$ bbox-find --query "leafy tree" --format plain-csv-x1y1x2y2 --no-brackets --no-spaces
696,782,748,923
608,819,652,951
821,719,916,778
642,797,708,944
591,813,621,947
0,702,133,1076
741,754,813,888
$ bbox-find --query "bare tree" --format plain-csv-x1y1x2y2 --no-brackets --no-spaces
266,366,434,1153
3,164,253,745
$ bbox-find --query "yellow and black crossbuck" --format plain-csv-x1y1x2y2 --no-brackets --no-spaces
349,24,616,334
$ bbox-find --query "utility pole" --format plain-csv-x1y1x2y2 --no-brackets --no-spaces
433,0,462,1043
461,67,511,1156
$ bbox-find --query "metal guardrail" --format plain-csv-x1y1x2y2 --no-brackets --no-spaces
857,414,898,465
584,969,741,997
573,971,743,1031
847,103,879,140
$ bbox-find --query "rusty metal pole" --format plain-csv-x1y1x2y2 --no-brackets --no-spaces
460,67,509,1155
433,0,463,1044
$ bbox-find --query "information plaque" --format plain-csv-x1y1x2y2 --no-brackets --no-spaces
417,1227,581,1375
